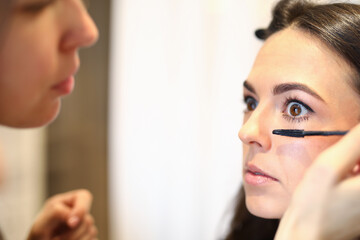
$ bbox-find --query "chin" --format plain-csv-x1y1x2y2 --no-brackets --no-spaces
31,104,61,128
245,195,285,219
6,102,61,128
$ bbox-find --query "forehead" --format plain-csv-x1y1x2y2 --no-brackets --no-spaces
247,28,357,100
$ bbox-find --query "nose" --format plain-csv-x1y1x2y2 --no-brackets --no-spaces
60,0,99,51
238,105,272,151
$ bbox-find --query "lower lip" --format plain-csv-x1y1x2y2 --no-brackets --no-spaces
244,171,278,185
52,76,75,95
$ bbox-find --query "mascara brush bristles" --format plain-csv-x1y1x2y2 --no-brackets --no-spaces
272,129,348,138
272,129,305,138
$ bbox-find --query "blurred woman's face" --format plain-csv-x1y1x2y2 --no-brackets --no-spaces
238,29,360,219
0,0,98,128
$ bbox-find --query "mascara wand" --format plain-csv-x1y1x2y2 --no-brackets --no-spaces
272,129,348,138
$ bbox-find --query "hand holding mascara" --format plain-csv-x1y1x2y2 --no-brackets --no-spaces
272,129,348,138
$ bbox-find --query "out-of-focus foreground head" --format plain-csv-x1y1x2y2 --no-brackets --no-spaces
0,0,98,128
0,143,3,185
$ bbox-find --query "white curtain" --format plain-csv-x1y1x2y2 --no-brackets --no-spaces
109,1,275,239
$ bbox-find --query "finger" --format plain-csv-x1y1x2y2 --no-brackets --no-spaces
44,199,73,226
78,226,98,240
45,192,80,228
321,178,360,240
336,174,360,193
57,214,95,240
314,123,360,182
67,189,93,228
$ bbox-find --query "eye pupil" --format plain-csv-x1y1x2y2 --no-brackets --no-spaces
247,101,256,111
290,103,302,116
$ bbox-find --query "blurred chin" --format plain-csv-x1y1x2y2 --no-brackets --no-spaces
1,101,61,128
245,195,285,219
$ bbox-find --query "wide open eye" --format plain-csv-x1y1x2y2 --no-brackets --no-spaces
244,96,258,112
287,102,308,117
282,98,314,123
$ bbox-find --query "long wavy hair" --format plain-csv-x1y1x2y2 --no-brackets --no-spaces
225,1,360,239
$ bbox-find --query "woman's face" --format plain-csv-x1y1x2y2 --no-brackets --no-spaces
239,28,360,219
0,0,98,128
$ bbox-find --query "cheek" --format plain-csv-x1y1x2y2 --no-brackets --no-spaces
0,43,58,127
276,137,339,192
0,32,56,100
242,144,249,159
0,19,57,86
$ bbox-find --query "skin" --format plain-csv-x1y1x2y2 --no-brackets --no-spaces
275,123,360,240
0,0,98,127
238,28,360,219
28,189,98,240
0,0,99,239
0,145,4,185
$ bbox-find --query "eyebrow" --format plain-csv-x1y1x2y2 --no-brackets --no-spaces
243,81,256,94
243,80,324,102
272,83,325,102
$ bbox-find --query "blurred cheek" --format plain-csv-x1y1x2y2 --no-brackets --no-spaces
242,144,249,159
276,136,340,191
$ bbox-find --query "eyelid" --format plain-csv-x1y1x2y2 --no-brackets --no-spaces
19,0,56,13
243,95,255,102
284,98,314,113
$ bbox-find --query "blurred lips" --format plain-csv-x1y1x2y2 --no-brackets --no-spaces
52,65,78,95
52,76,75,95
244,163,278,185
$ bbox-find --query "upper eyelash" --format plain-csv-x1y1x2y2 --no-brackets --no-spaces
243,95,255,103
283,96,314,113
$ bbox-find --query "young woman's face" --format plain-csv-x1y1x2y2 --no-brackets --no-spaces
0,0,98,127
239,28,360,219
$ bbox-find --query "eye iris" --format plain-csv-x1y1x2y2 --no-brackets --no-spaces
290,103,302,116
247,100,256,111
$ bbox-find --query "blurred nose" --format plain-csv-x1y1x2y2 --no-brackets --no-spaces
238,104,272,151
60,0,99,51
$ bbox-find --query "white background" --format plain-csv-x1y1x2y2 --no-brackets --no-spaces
109,0,276,239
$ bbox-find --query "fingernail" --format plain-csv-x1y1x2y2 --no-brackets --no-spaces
68,216,80,228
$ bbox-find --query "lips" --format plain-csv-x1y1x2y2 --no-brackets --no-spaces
244,164,278,185
52,63,79,95
52,76,75,95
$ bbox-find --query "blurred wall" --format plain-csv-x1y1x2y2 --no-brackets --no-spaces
0,127,46,240
109,0,276,239
47,0,110,239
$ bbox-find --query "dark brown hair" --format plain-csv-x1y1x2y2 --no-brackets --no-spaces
225,1,360,239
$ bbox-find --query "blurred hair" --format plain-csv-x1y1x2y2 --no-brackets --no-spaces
225,1,360,239
0,0,13,43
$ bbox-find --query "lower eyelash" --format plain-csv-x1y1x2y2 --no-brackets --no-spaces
282,114,309,123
